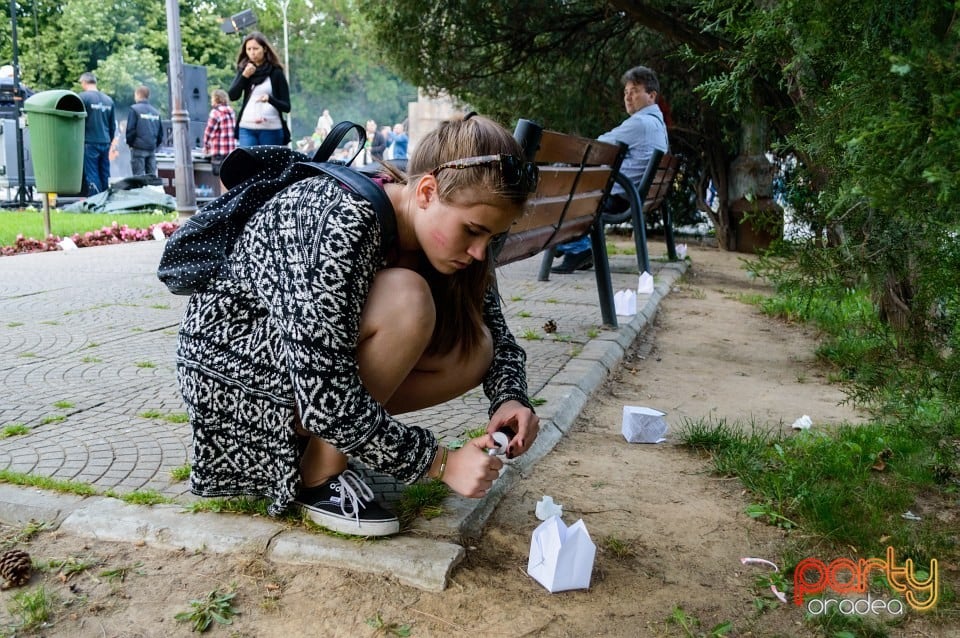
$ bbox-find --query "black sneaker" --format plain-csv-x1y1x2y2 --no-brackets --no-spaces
551,250,594,274
294,470,399,537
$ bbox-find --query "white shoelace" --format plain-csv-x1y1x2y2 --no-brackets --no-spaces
335,469,375,526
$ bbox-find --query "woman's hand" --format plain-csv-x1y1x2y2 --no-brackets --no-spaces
441,440,503,498
488,400,540,459
242,62,256,78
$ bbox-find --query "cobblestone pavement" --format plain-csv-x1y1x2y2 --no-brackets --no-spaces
0,237,683,534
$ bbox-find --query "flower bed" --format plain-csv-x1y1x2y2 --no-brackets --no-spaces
0,220,180,257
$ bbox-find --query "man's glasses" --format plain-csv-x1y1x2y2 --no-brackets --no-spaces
431,154,539,193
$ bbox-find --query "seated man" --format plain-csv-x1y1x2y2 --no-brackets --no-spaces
553,65,669,273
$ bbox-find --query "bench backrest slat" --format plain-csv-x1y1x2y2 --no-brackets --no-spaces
495,128,624,267
643,154,680,213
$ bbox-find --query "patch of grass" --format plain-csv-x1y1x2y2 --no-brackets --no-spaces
600,535,636,560
520,329,542,340
7,321,23,328
170,464,191,482
805,605,892,638
18,352,37,358
0,468,98,497
365,611,412,637
530,397,547,407
676,415,946,562
150,303,171,309
174,586,239,633
0,209,176,246
119,489,175,506
605,241,636,256
135,361,157,369
80,356,102,363
185,496,271,516
0,520,52,548
666,605,732,637
39,415,66,425
43,556,100,580
586,328,600,338
396,480,450,528
517,310,531,318
461,426,486,440
52,401,73,409
0,424,29,438
510,295,523,301
6,585,56,633
139,410,189,424
39,320,60,325
99,561,145,583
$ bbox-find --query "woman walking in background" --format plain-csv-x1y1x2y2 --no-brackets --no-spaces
228,31,290,147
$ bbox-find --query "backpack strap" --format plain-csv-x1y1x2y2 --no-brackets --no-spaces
299,161,397,252
312,121,366,165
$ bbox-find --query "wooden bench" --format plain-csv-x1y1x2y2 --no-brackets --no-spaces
491,118,626,328
600,151,681,274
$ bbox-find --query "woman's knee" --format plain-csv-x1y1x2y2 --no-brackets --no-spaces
361,269,435,339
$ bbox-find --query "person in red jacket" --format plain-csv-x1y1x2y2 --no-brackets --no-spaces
203,89,237,184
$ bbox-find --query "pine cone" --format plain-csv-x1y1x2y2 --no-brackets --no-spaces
0,548,32,588
543,319,558,334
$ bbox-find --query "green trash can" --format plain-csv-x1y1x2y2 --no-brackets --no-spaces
24,90,87,194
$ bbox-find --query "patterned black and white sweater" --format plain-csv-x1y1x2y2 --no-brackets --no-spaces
176,174,530,516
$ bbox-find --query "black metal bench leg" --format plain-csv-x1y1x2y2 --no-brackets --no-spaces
538,246,555,282
589,223,618,328
663,202,677,261
633,204,651,274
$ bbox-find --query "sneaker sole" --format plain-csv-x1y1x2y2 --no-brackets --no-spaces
296,502,400,537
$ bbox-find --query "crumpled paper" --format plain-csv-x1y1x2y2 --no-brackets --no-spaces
621,405,668,443
535,495,563,520
791,415,812,430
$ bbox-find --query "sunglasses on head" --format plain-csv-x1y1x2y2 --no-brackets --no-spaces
431,154,540,193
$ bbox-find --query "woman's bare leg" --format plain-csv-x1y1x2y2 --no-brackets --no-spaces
382,325,492,415
299,268,436,486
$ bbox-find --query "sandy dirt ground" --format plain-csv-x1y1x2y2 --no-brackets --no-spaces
1,243,951,637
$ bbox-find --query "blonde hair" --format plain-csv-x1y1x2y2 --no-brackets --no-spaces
211,89,229,106
383,114,532,358
405,115,530,209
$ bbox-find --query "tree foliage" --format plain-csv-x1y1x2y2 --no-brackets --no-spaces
361,0,960,403
0,0,415,137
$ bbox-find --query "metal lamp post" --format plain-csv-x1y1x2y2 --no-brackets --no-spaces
164,0,196,218
8,0,29,209
278,0,291,144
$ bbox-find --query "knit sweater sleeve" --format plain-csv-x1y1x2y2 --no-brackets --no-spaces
481,283,533,416
252,176,437,483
